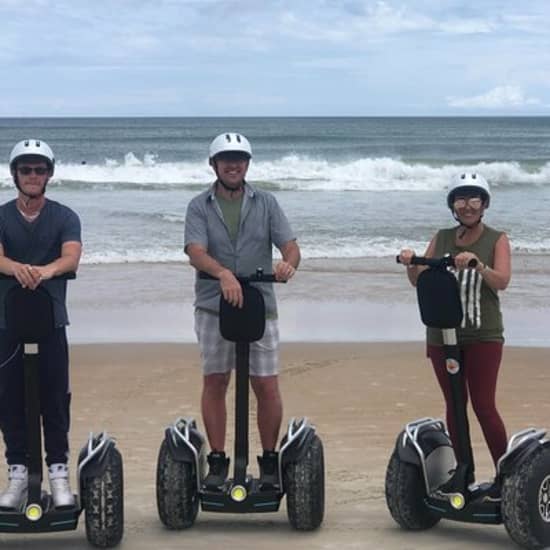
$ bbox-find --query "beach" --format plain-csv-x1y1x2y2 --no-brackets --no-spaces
0,116,549,548
0,341,548,549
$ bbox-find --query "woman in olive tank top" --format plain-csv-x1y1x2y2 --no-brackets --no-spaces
399,173,511,470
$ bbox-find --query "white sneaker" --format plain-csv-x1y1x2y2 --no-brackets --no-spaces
48,463,75,508
0,464,28,509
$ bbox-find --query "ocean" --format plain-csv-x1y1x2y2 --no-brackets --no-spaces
0,117,549,344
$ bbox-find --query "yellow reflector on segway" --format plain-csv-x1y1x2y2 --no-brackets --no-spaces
450,493,465,510
230,485,247,502
25,503,43,521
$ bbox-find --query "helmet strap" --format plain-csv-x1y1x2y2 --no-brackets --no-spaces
212,160,245,196
453,211,484,239
14,174,48,199
216,178,245,194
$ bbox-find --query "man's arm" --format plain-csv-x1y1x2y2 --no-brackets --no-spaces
34,241,82,280
274,239,300,281
186,243,244,308
0,240,82,290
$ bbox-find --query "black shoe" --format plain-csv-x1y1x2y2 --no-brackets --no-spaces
438,467,475,494
484,481,501,502
258,450,279,491
204,451,229,491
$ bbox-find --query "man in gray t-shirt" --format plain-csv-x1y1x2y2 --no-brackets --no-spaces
0,139,82,510
184,132,300,490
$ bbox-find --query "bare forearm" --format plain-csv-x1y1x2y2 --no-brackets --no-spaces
43,255,80,276
280,241,301,269
478,264,510,291
187,248,229,278
0,256,21,276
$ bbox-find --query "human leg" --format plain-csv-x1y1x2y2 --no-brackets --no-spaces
195,309,233,488
201,373,231,452
39,328,74,506
250,375,282,451
39,328,70,466
463,342,507,466
0,332,28,508
250,320,281,487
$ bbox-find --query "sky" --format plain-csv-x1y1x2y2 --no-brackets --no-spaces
1,0,550,117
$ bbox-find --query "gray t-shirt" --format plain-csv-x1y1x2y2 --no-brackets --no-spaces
184,183,295,315
0,198,81,328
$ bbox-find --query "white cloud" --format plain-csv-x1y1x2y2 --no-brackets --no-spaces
447,85,541,109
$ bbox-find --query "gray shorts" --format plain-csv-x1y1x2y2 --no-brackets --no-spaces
194,309,279,377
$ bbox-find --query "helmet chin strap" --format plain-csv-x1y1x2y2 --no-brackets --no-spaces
213,162,245,195
216,178,245,194
453,211,484,238
14,175,48,201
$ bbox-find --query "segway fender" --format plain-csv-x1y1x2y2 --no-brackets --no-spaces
165,427,197,463
499,438,550,477
281,427,316,465
164,417,206,466
78,434,117,481
395,430,422,466
396,424,453,466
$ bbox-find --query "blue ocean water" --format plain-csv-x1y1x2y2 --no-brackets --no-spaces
1,117,549,264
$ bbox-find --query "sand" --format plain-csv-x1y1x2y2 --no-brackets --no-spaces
0,341,548,549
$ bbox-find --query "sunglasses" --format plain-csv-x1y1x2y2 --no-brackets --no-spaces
215,152,250,163
17,166,49,176
453,197,483,210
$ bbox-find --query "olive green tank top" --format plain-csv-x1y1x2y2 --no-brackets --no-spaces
426,225,505,345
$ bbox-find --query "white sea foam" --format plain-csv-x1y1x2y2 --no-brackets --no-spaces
79,238,550,265
2,155,550,190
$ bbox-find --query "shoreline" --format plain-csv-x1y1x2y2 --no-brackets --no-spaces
54,255,550,347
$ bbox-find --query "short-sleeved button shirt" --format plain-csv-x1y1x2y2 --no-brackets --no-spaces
184,183,295,315
0,199,81,328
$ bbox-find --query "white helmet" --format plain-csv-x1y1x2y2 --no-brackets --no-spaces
447,172,490,209
9,139,55,175
209,133,252,160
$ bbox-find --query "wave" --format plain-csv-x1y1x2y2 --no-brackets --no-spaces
2,153,550,191
80,238,550,265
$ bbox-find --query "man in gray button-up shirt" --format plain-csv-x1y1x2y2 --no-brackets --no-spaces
184,132,300,490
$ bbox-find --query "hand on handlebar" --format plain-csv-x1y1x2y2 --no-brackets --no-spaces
274,260,296,282
454,252,480,271
398,249,416,266
218,269,244,309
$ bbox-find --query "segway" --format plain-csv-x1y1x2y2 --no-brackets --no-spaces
0,276,124,548
385,255,550,549
156,268,324,530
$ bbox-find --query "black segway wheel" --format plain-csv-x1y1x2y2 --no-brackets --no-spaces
156,439,199,529
502,445,550,550
284,433,324,531
84,447,124,548
385,450,440,530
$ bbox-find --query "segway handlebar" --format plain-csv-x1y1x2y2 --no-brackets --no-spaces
396,255,477,269
199,268,285,284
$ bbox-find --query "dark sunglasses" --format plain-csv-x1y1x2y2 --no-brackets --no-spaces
17,166,49,176
215,152,250,163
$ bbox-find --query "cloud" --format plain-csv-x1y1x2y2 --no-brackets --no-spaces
447,85,541,109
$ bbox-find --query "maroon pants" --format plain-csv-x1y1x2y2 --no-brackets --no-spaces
427,341,507,466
